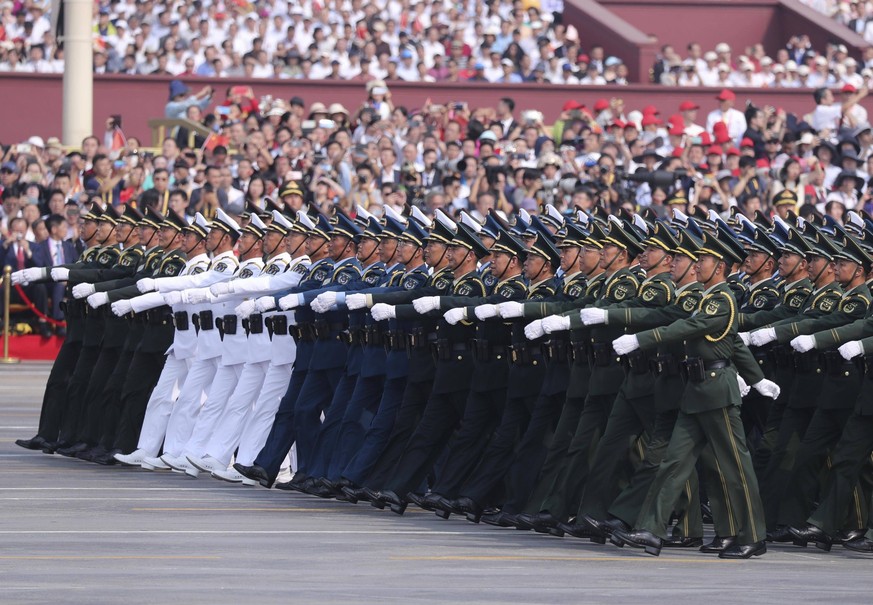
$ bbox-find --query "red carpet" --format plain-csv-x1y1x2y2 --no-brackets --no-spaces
5,335,63,361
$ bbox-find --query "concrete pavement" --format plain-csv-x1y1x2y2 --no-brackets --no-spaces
2,362,871,604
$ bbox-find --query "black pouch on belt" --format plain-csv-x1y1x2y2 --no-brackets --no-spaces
248,313,263,334
223,315,238,336
199,309,214,331
681,357,706,383
174,311,189,331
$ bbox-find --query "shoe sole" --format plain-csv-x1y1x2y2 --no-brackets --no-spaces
211,472,242,483
187,456,215,473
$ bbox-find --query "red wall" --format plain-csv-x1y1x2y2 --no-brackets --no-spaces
3,73,873,146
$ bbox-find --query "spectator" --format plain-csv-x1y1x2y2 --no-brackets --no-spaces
1,216,50,336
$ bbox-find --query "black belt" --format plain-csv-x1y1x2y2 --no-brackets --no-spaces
704,360,730,370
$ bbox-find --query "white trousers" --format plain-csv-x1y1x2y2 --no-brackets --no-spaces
162,356,217,456
227,362,293,467
136,354,189,456
180,362,245,460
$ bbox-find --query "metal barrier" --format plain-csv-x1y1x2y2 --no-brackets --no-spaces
1,267,20,364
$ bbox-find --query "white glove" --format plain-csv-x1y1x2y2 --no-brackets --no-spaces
87,292,110,308
163,291,183,306
10,270,26,285
839,341,864,361
444,308,467,325
749,328,776,347
346,293,368,310
210,282,233,297
413,296,441,314
20,267,46,283
737,374,750,397
311,291,337,313
185,289,212,305
137,277,156,293
613,334,640,355
524,320,545,340
259,296,279,312
371,303,396,321
752,379,781,400
72,283,96,299
738,332,750,346
790,334,817,353
497,301,524,318
542,314,571,334
474,304,499,320
50,267,70,281
235,300,257,319
111,300,133,316
279,293,303,310
579,308,607,325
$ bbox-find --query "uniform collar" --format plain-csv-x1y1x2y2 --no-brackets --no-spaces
212,250,237,263
186,252,209,267
676,281,701,295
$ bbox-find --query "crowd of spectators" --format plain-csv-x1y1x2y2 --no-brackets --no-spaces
653,37,873,89
3,80,873,332
803,0,873,44
0,0,632,85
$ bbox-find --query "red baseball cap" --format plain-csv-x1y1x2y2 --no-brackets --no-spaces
593,98,610,111
609,119,626,129
842,84,857,93
671,147,685,157
725,147,741,156
716,89,736,101
668,125,684,136
578,54,590,63
706,145,724,155
740,137,755,148
641,115,662,127
713,131,732,144
642,104,659,115
679,100,700,111
562,100,582,111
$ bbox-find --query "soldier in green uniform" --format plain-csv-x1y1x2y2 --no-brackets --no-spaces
758,233,873,546
517,218,643,526
611,228,780,559
579,226,707,545
745,223,843,539
537,221,679,537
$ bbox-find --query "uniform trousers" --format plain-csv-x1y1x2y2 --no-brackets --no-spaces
253,366,308,479
135,354,190,456
759,406,815,529
181,362,245,460
307,369,366,479
223,362,293,467
637,405,765,545
56,344,100,445
72,345,123,444
340,376,412,486
93,348,136,449
161,356,218,456
323,373,386,481
112,350,169,453
292,366,344,477
36,339,81,442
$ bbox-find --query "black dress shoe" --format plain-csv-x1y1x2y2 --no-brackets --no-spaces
418,493,445,512
611,529,662,556
405,492,430,510
519,512,560,534
57,442,89,457
340,486,364,504
719,541,767,559
306,483,340,498
580,514,629,543
430,497,459,519
453,497,482,523
363,487,384,507
789,524,833,551
843,537,873,553
379,490,407,515
766,526,795,543
699,535,736,553
835,529,866,544
701,500,714,524
481,511,518,527
75,448,98,462
42,441,63,454
93,450,119,466
38,322,52,338
662,536,703,548
15,435,49,450
555,521,597,541
233,463,274,488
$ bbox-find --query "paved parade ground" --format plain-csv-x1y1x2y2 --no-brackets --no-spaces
2,362,872,604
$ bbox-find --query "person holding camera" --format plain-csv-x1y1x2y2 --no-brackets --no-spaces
1,215,50,336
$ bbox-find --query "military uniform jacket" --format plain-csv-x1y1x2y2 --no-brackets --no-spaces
438,274,528,393
564,271,608,399
590,271,675,401
58,244,107,344
606,281,704,412
78,244,124,347
67,244,144,286
508,277,559,397
853,335,873,415
535,270,588,396
245,252,293,365
582,267,642,397
137,248,191,354
636,281,765,414
411,269,486,394
773,283,871,344
217,256,265,366
738,277,814,330
305,257,362,371
739,277,781,314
